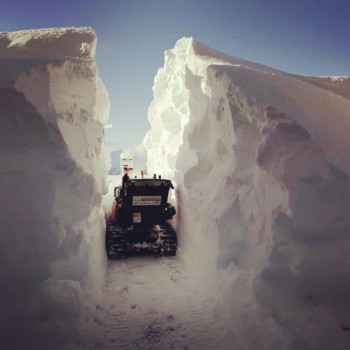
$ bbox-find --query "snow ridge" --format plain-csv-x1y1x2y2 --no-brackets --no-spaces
0,28,109,349
0,27,96,60
145,37,350,349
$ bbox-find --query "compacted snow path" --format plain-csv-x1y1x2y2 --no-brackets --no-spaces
97,256,228,350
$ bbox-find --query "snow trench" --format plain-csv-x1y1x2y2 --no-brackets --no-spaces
144,37,350,349
0,28,109,349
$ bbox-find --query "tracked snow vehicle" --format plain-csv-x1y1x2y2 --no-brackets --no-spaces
106,174,177,258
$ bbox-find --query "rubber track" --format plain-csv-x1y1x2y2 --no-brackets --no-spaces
106,222,177,258
106,222,127,259
159,222,177,256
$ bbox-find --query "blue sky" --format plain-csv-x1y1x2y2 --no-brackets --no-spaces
1,0,350,150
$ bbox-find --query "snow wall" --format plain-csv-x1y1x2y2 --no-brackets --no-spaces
0,28,109,349
145,37,350,349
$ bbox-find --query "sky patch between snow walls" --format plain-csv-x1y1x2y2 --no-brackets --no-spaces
144,37,350,349
0,28,110,349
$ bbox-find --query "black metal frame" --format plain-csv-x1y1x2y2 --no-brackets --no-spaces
116,175,175,229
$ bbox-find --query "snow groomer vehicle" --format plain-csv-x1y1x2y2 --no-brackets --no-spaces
106,173,177,258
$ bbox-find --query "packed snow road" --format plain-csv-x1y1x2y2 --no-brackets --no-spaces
96,256,228,350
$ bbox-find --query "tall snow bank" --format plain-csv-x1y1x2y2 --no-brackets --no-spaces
0,28,109,349
145,37,350,349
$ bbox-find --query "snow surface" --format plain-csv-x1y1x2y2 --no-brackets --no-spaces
99,256,229,349
144,37,350,349
0,28,109,349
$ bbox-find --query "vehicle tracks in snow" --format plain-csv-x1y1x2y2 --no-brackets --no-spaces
96,256,228,350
